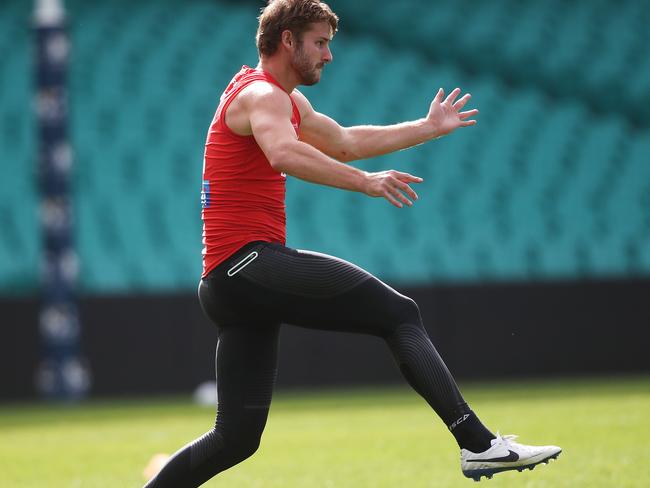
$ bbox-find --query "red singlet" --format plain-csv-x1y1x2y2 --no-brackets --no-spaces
201,66,301,278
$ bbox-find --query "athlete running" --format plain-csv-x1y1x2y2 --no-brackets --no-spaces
144,1,561,486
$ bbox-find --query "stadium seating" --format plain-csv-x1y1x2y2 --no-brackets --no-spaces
0,0,39,294
0,0,648,293
335,0,650,123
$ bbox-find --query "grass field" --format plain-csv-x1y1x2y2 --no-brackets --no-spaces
1,376,648,487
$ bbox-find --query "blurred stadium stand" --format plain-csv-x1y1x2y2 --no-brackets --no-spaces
1,0,649,294
1,0,649,398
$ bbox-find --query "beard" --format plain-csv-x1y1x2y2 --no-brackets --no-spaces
291,43,322,86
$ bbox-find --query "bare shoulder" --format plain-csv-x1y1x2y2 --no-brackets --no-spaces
226,81,292,135
239,81,292,112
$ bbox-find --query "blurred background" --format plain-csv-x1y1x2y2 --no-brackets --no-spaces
1,0,649,402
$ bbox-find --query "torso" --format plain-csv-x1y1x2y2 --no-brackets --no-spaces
200,66,301,278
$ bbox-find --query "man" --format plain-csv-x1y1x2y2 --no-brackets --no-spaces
144,1,561,486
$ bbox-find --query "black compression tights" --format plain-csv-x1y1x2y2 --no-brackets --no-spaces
144,242,493,488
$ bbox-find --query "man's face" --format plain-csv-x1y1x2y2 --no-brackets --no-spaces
290,22,333,86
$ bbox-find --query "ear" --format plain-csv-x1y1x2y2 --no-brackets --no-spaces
281,30,294,49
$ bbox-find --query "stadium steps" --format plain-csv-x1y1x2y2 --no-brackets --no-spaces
0,1,39,293
336,0,650,127
2,0,650,292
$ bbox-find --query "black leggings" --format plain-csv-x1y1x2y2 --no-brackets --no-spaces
144,242,485,487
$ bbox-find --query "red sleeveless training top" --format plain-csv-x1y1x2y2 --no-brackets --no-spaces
201,66,301,277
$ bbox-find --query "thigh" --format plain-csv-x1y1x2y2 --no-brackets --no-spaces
238,244,420,337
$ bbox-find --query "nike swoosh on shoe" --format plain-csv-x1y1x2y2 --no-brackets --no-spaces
466,450,520,463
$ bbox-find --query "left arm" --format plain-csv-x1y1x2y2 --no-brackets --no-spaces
294,87,478,163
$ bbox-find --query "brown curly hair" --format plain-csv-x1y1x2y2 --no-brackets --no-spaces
256,0,339,57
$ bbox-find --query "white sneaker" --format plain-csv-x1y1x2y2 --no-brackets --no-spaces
460,433,561,481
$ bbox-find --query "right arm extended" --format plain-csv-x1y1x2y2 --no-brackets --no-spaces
243,83,422,208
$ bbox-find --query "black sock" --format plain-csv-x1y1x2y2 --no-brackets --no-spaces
448,410,495,452
386,323,495,452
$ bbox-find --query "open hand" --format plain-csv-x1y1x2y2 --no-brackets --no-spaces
363,170,423,208
427,87,478,138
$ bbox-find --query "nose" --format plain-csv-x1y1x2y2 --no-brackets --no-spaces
323,45,333,63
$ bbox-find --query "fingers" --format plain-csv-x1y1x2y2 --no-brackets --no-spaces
388,187,413,208
368,170,424,208
444,87,461,105
392,171,423,183
459,108,479,119
384,191,404,208
397,177,419,198
386,173,421,208
453,93,471,111
433,88,444,104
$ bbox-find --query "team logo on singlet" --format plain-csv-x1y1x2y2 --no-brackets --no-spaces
201,180,211,208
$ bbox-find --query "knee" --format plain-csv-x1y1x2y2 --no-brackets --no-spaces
391,294,422,328
222,429,262,464
374,294,423,339
212,406,269,465
219,414,265,459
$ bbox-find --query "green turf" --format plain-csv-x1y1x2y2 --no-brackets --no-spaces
1,377,649,487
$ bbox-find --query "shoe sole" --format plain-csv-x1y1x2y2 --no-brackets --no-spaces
463,450,562,482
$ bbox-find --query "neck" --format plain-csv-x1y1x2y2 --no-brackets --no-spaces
257,55,300,93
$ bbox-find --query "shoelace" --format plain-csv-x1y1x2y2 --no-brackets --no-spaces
495,432,519,444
